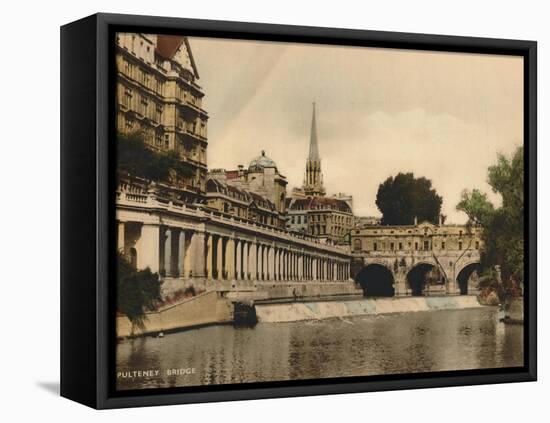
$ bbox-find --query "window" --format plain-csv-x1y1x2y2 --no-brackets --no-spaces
399,242,403,250
139,96,148,116
141,70,149,87
353,239,362,252
459,230,463,237
123,59,134,78
423,241,430,250
155,77,164,95
155,132,163,147
441,241,446,250
415,242,418,250
390,242,395,250
458,241,463,250
123,87,132,108
164,134,170,149
125,117,133,130
373,242,377,251
153,104,163,123
475,241,480,249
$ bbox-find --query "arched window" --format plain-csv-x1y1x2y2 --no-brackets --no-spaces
353,238,362,252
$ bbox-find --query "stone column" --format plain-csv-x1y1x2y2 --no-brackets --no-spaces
183,231,192,278
269,246,275,280
206,234,213,280
285,250,290,281
216,236,224,279
235,240,242,280
177,230,185,277
226,238,235,280
312,258,317,281
298,254,303,281
276,247,279,280
249,242,257,280
243,242,249,280
137,224,160,273
117,221,125,253
188,231,205,278
162,228,172,277
264,246,269,280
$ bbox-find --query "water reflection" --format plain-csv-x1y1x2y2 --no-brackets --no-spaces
116,307,523,390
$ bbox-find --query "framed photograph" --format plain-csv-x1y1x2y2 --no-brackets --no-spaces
61,13,537,409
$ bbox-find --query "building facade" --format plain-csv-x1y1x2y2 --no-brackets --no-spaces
206,151,288,229
351,221,483,254
205,177,281,228
286,197,354,245
115,33,209,201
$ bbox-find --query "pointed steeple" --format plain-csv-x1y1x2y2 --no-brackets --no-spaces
308,102,320,160
303,102,325,197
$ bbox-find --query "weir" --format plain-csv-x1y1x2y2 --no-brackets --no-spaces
255,295,485,323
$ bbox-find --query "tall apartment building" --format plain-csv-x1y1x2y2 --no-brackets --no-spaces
115,33,208,202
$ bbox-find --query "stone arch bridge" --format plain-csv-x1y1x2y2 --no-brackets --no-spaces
351,250,482,297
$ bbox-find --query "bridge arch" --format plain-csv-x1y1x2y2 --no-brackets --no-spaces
456,261,481,295
406,261,440,296
354,264,395,297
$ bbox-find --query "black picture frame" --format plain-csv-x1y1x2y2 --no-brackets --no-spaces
61,12,537,409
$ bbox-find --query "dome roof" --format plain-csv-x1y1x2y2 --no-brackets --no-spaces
249,150,277,172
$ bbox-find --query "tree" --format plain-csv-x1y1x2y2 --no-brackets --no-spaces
117,253,161,330
116,131,195,183
456,146,524,292
375,172,443,225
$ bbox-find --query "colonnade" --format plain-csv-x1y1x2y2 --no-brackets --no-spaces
117,221,351,282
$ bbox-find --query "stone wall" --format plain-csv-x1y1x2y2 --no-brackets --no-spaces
225,281,363,303
116,291,233,338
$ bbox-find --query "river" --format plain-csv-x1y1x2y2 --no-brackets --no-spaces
116,306,523,390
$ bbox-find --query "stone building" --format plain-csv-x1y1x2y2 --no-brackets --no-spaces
205,151,288,229
205,178,281,228
351,220,482,254
286,104,354,245
115,33,208,202
354,215,382,228
286,197,354,245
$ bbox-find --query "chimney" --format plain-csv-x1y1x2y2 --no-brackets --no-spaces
414,216,418,225
438,214,442,226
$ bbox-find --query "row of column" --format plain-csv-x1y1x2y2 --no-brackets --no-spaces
205,237,350,282
117,221,351,282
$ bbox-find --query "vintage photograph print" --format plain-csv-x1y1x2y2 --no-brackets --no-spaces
114,32,525,391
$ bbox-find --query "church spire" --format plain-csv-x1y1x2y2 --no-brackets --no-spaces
308,102,320,160
303,102,325,197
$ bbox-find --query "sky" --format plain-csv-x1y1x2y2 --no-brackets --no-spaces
187,36,523,223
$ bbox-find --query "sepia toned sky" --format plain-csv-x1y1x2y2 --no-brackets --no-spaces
188,37,523,223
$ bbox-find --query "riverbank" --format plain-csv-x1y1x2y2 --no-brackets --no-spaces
116,291,233,338
116,293,489,339
256,295,485,323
